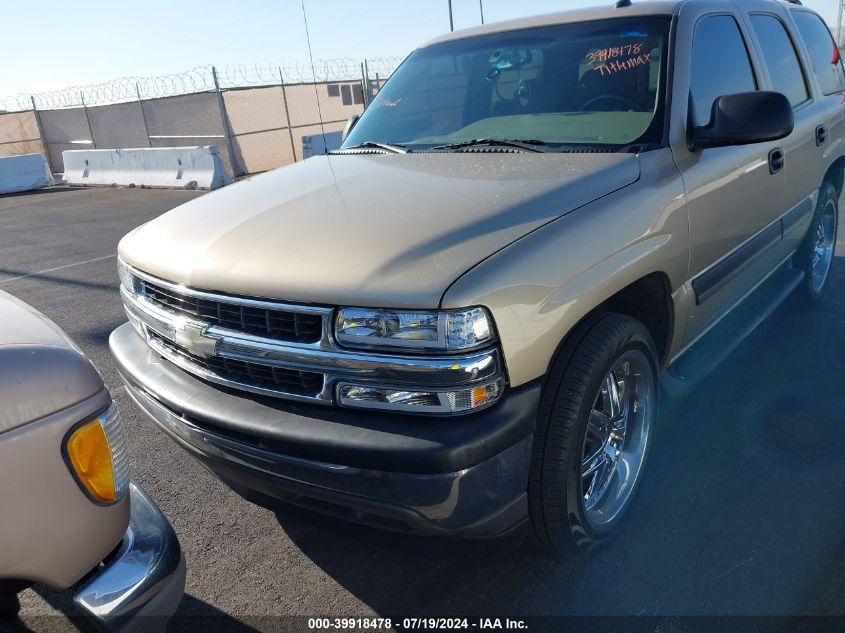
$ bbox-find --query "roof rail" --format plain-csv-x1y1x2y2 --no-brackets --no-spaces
616,0,632,7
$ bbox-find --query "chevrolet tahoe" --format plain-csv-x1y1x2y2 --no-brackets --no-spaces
110,0,843,553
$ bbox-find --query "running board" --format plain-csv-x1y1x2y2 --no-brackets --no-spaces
662,264,804,391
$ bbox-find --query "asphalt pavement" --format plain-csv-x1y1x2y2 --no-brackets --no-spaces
0,185,843,631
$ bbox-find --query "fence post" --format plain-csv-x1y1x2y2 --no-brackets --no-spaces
363,59,372,103
80,92,96,149
211,66,239,176
360,63,366,106
136,83,152,148
278,68,297,166
30,96,55,176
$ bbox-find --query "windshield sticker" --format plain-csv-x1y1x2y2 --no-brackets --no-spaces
585,43,644,65
376,97,402,108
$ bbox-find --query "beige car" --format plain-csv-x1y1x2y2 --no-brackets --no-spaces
0,290,185,630
111,0,843,553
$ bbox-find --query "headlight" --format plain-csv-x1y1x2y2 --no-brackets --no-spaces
64,403,129,504
335,306,494,352
117,257,137,293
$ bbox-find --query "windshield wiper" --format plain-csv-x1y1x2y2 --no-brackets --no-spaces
616,142,660,154
331,141,409,154
429,138,550,153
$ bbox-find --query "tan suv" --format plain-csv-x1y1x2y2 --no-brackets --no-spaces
110,0,843,553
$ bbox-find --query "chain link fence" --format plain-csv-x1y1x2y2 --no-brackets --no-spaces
0,58,401,177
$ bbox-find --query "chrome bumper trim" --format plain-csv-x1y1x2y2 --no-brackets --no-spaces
73,482,185,632
121,286,502,405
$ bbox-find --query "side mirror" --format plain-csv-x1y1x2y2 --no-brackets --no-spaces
688,91,794,151
341,115,359,143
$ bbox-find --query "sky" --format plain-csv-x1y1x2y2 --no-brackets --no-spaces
0,0,839,98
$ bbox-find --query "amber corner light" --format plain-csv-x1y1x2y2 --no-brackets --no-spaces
64,404,128,504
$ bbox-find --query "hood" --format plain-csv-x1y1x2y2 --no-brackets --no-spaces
119,152,640,308
0,290,105,434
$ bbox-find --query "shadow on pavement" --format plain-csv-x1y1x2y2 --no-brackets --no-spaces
0,269,116,292
73,319,126,349
167,595,260,633
6,591,257,633
0,187,80,200
274,503,564,615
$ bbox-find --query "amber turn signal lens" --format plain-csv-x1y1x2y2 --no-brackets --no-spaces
66,419,117,503
471,385,491,407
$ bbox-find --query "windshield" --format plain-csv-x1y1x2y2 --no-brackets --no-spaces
343,17,670,151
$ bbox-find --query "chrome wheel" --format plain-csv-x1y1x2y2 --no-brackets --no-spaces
811,199,836,293
581,350,654,530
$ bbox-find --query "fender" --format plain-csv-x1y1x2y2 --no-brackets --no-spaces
441,149,690,387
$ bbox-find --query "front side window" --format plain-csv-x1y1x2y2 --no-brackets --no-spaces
689,16,757,128
750,14,809,106
792,10,845,95
342,17,670,151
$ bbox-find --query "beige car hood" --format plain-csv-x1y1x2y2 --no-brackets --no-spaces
119,152,640,307
0,290,104,434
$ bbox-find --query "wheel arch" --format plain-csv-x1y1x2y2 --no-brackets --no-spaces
597,272,674,366
823,156,845,196
544,271,675,378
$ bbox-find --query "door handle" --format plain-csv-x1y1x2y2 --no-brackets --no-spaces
769,148,784,175
816,125,828,146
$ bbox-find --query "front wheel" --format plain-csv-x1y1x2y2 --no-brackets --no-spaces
0,590,20,622
529,313,658,555
795,180,838,304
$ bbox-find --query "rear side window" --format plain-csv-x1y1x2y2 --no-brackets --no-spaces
690,16,757,127
750,15,809,106
792,11,845,95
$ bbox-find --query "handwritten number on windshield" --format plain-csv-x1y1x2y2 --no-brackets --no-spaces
585,42,644,65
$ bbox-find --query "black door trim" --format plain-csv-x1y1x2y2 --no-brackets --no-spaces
692,222,781,304
691,196,813,305
781,196,813,235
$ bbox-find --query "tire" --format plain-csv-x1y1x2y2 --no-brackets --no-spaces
528,312,658,555
0,590,20,622
794,180,838,305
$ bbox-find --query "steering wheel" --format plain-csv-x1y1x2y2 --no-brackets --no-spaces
580,94,638,112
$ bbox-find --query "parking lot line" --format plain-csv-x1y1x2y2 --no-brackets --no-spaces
0,253,116,285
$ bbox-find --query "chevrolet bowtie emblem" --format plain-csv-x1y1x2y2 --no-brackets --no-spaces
174,322,219,358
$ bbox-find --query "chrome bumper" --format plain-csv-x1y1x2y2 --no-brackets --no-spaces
74,482,185,633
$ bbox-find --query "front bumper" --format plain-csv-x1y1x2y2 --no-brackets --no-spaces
111,322,540,538
73,483,185,633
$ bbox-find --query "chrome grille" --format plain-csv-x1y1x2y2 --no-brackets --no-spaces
140,279,323,344
119,259,503,410
150,333,324,397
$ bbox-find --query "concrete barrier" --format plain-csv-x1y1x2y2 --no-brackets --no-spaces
0,154,54,195
62,146,233,190
302,131,343,159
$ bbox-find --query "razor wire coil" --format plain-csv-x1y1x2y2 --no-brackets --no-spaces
0,57,403,112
